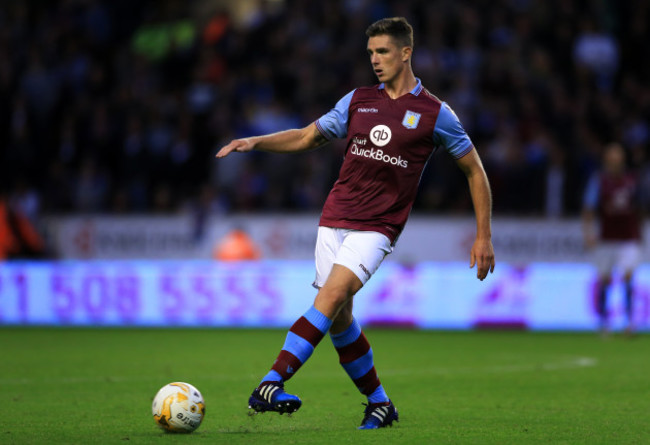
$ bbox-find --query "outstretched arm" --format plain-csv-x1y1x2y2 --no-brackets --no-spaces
215,122,328,158
455,147,495,280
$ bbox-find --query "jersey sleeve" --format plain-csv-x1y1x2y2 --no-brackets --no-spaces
433,102,474,159
583,173,600,210
315,90,355,140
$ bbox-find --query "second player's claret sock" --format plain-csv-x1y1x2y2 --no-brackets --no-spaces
260,306,332,384
330,318,389,403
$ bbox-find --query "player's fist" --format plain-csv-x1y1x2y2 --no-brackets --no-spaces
215,138,254,158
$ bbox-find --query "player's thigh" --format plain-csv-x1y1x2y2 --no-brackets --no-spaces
618,241,642,276
320,263,364,298
334,230,393,286
313,264,364,319
314,226,345,288
595,243,616,278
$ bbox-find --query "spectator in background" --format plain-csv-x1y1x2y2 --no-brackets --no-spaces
213,226,261,261
0,0,649,217
582,143,644,336
573,18,619,91
0,188,46,260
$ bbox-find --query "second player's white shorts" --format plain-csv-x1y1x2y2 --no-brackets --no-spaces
594,240,642,276
313,226,393,288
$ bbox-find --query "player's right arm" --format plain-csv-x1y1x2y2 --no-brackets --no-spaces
215,123,328,158
217,90,354,159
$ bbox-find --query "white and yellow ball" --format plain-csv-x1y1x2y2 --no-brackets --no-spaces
152,382,205,433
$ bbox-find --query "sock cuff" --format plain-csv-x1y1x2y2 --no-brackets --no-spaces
260,370,283,385
368,384,389,404
304,306,332,334
330,317,362,348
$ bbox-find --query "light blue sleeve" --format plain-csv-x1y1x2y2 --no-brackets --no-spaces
583,173,600,210
315,90,355,140
433,102,474,159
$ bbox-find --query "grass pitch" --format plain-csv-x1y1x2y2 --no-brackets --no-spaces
1,328,648,444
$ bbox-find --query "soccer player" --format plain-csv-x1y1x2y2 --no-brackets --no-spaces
216,17,495,429
582,142,643,336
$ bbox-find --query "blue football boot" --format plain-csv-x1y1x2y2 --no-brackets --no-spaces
358,400,399,429
248,382,302,415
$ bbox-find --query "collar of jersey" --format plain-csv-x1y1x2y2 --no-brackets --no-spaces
378,77,423,96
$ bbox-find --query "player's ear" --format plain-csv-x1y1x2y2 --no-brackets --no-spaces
401,46,412,63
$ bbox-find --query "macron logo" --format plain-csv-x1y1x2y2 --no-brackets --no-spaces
358,107,379,113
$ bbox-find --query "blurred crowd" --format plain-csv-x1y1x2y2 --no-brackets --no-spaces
1,0,650,222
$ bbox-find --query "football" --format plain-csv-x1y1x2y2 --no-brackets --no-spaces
152,382,205,433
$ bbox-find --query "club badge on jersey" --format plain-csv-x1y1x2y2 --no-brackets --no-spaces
402,110,421,129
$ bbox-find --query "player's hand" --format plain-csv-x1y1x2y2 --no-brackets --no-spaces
215,138,254,158
470,238,495,281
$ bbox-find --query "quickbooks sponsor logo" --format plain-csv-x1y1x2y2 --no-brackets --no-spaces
369,125,391,147
350,144,408,168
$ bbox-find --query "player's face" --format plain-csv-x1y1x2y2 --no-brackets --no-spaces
367,35,409,84
603,143,625,174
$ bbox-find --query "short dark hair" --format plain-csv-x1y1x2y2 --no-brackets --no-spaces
365,17,414,49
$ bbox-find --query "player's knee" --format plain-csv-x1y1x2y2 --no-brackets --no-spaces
331,311,353,334
329,288,352,309
334,303,353,324
317,285,352,311
338,302,353,319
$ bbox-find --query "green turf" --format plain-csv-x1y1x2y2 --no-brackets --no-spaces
1,328,648,444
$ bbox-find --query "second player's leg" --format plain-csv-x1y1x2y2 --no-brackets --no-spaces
623,270,635,334
620,243,641,334
596,275,611,318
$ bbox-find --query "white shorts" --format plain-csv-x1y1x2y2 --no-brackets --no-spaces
313,226,393,288
594,241,642,276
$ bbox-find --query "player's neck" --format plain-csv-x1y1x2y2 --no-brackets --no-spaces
383,69,417,99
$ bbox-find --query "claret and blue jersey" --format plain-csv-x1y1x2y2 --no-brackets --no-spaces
315,78,474,244
583,171,642,241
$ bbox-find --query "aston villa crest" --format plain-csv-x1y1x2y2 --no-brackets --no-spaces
402,110,421,129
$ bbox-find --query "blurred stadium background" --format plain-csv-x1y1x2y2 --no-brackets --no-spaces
1,0,649,331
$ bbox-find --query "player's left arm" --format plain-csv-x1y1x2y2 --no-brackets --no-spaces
455,148,495,280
